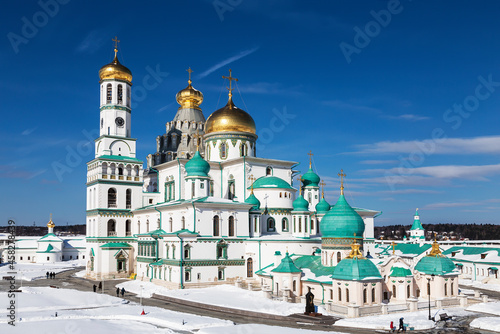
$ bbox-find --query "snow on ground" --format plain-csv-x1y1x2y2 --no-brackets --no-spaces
467,301,500,315
117,280,326,316
73,269,87,277
0,260,85,281
198,324,345,334
335,308,474,331
470,317,500,332
0,287,232,333
460,278,500,292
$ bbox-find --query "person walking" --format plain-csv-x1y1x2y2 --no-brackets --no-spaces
398,317,406,332
121,287,125,297
116,287,120,297
390,321,395,332
52,272,56,279
46,272,49,279
93,284,97,292
98,282,102,291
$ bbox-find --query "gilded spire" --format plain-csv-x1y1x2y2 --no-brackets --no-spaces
112,36,120,58
338,169,346,195
346,240,364,259
391,241,396,255
222,69,238,104
47,213,55,229
320,180,326,199
296,175,303,195
187,67,193,86
429,238,442,257
248,174,256,194
307,150,313,168
192,130,201,151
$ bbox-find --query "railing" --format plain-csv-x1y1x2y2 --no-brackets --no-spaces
102,175,107,179
134,177,139,181
359,305,382,316
119,176,124,180
441,298,459,307
110,175,116,179
126,231,131,236
108,231,117,237
108,203,117,208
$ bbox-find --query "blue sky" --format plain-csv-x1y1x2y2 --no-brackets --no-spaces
2,0,500,227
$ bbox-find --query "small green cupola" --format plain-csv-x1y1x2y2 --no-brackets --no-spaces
302,151,320,187
293,195,309,211
415,240,456,275
315,182,330,214
185,150,210,177
271,251,302,273
410,208,424,230
245,187,261,212
332,242,382,280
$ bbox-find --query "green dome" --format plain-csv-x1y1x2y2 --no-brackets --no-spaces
293,194,309,211
410,209,424,231
320,194,364,239
245,192,261,211
415,254,456,275
315,197,330,214
271,252,301,273
332,257,382,280
302,167,320,187
185,151,210,177
249,176,293,189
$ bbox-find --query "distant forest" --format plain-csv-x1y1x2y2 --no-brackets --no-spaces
0,224,86,236
375,223,500,241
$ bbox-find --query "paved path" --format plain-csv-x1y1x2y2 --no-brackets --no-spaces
1,267,372,333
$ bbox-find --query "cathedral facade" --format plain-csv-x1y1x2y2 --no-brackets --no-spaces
85,43,460,316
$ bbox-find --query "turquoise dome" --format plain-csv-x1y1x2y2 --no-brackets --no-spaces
249,176,293,189
415,255,456,275
332,257,382,280
302,167,320,187
320,194,364,239
245,192,261,211
315,197,330,214
185,151,210,177
293,194,309,211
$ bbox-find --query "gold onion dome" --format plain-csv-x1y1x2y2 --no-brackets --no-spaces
47,215,55,229
176,68,203,110
98,40,132,83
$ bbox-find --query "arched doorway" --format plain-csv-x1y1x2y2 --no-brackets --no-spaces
247,258,253,277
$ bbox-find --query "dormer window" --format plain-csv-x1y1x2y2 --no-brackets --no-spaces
481,253,486,259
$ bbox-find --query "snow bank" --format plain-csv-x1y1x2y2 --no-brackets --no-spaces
460,278,500,292
116,280,325,316
470,317,500,332
198,324,345,334
0,260,85,281
467,301,500,316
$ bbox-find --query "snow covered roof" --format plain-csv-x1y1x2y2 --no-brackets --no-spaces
442,246,500,265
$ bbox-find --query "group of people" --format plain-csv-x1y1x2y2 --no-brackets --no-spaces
46,272,56,279
390,318,406,332
92,282,125,298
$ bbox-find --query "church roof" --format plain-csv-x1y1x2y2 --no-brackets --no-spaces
94,155,143,163
249,176,294,190
245,192,261,211
410,208,424,231
415,241,456,275
389,262,413,277
100,242,132,249
185,150,210,177
38,233,63,242
36,244,60,253
292,194,309,212
271,252,302,273
332,257,382,280
315,197,330,214
320,194,364,239
302,167,320,187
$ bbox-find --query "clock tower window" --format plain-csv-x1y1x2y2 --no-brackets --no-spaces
117,84,123,105
106,84,112,104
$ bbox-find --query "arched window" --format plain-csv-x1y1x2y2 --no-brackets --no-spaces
106,84,112,103
372,287,376,303
218,269,224,280
126,189,131,209
451,283,454,296
181,216,185,230
220,142,227,159
247,258,253,278
308,192,312,203
107,219,116,237
267,217,275,232
392,285,397,298
279,192,282,198
108,188,116,208
337,252,341,264
118,167,123,176
117,84,123,104
240,143,247,157
101,118,103,129
346,288,350,302
184,245,190,259
407,285,410,298
293,217,296,232
338,287,342,301
444,283,447,296
228,216,235,237
169,217,173,232
282,218,288,231
266,166,272,175
363,289,367,304
185,271,190,282
293,280,296,292
298,217,302,232
126,219,131,236
191,181,195,198
213,216,220,236
126,86,131,107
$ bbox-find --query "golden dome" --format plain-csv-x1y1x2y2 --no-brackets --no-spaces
47,214,55,229
205,97,256,134
176,83,203,110
99,53,132,83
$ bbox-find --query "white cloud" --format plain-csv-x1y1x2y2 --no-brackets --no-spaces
373,163,500,180
354,135,500,155
383,114,430,121
321,100,378,113
360,159,399,165
198,47,259,79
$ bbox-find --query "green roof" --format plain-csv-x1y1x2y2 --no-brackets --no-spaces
442,246,500,257
389,265,413,277
245,192,261,211
332,257,382,280
249,176,293,190
97,155,143,163
320,194,364,239
410,209,424,231
137,228,168,236
100,242,132,249
37,244,56,253
415,254,456,275
388,243,432,256
38,233,62,242
185,151,210,177
293,255,335,279
315,197,330,214
302,167,320,187
292,194,309,211
271,252,302,273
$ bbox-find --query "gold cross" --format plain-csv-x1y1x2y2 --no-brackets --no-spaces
391,241,396,255
338,169,346,195
50,213,52,220
319,180,326,198
296,175,303,195
187,67,193,85
222,69,238,98
112,36,120,56
248,174,256,192
307,150,313,168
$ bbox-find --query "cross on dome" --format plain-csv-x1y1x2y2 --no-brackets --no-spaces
338,169,346,195
320,180,326,198
248,174,256,192
222,69,238,99
187,67,193,85
307,150,313,168
112,36,120,56
192,130,202,151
